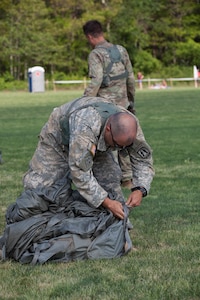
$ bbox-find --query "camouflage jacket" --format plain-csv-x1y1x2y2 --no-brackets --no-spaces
84,40,135,109
28,97,154,208
68,98,154,207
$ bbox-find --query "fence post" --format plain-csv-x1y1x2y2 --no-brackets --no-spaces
83,77,87,89
53,80,56,91
148,78,151,88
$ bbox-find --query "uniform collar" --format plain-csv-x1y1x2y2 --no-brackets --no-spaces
95,40,110,48
97,122,108,151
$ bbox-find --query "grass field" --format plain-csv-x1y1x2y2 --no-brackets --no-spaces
0,88,200,300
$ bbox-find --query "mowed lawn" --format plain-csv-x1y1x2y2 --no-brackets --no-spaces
0,88,200,300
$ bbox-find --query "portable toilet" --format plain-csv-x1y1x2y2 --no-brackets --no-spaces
28,66,45,92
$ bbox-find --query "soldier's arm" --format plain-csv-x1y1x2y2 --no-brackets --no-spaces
123,47,135,105
68,108,108,208
84,51,104,97
125,138,154,209
128,119,155,194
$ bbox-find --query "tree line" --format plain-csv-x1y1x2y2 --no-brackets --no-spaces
0,0,199,81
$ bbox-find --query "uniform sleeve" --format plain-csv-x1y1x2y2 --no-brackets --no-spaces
128,120,155,193
122,47,135,105
84,51,104,97
68,108,108,207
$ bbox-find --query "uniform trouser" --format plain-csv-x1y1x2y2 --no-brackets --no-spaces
23,136,125,205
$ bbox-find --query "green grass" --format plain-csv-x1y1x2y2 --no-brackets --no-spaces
0,88,200,300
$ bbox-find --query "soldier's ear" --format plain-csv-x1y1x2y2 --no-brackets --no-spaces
105,123,111,132
87,34,93,41
104,124,111,144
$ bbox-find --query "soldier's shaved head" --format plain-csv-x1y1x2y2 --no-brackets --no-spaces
108,112,137,146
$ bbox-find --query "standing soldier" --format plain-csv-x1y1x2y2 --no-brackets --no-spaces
83,20,135,189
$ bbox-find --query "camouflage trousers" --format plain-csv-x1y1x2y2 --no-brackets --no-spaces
23,136,125,204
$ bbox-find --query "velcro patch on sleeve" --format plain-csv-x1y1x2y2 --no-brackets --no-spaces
134,140,151,159
79,151,93,172
137,146,150,159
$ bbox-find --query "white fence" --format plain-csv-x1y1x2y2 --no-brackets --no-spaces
141,77,199,88
52,78,89,90
52,77,200,89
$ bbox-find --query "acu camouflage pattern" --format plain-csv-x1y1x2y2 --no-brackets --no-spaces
23,96,154,208
84,41,135,181
84,40,135,109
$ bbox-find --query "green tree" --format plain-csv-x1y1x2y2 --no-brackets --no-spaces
111,0,200,74
0,0,200,80
110,0,159,73
0,0,59,80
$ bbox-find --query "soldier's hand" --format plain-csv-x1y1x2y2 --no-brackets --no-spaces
102,197,125,219
126,190,143,208
127,101,136,115
127,106,136,115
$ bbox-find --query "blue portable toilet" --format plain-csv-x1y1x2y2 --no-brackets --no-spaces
28,66,45,92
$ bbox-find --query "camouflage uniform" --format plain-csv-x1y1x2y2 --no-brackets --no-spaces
84,40,135,182
23,96,154,208
84,40,135,108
